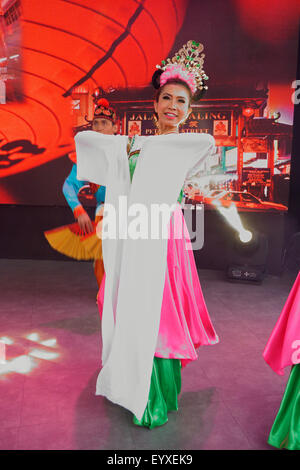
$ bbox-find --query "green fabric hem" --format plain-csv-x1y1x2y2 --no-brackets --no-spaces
133,357,181,429
268,364,300,450
268,436,300,451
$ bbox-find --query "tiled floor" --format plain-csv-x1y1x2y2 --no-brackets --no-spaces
0,259,296,450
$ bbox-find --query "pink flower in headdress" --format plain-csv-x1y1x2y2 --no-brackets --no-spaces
159,64,197,94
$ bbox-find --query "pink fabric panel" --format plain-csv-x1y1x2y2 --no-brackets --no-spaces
97,205,219,367
263,272,300,375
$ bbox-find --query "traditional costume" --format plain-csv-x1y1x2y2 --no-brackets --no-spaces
263,272,300,450
75,41,219,428
44,99,117,287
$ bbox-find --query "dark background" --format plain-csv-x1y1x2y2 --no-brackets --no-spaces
0,0,298,206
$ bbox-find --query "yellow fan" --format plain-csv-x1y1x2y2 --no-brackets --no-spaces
44,221,102,260
81,233,102,259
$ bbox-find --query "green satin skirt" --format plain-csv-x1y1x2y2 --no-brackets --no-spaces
133,357,181,429
268,364,300,450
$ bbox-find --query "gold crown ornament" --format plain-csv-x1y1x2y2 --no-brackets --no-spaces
154,40,209,95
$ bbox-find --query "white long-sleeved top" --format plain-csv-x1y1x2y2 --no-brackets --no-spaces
75,131,215,420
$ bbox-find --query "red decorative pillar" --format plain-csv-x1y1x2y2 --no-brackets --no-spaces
268,136,275,201
237,113,244,190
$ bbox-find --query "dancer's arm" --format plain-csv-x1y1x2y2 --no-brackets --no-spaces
62,163,93,233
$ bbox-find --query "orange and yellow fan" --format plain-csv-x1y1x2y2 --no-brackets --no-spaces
44,221,102,261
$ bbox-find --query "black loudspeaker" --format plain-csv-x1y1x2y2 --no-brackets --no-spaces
227,231,269,283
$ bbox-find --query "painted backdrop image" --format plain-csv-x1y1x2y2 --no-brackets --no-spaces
0,0,298,213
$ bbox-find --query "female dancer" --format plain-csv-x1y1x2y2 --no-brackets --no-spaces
75,41,219,428
45,99,117,287
263,272,300,450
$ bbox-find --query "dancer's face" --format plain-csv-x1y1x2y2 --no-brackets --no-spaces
92,118,117,135
154,83,192,132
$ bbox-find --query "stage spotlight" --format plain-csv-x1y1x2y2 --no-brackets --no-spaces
212,198,247,236
227,230,269,283
212,200,268,282
239,230,253,243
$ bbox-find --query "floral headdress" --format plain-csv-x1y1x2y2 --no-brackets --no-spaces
152,40,209,99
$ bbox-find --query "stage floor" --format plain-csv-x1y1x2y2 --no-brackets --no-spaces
0,259,296,450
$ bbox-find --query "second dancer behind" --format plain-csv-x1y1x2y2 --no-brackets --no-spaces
75,40,219,428
45,99,118,287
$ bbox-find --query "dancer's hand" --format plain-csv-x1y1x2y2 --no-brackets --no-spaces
77,212,94,235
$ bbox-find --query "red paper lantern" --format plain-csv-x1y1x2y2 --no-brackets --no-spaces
242,107,255,118
0,0,189,178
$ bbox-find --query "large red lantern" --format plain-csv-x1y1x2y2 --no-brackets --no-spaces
0,0,189,178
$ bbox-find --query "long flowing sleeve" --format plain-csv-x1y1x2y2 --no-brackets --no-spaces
94,132,217,421
75,131,216,421
75,132,129,223
184,134,215,188
75,131,129,186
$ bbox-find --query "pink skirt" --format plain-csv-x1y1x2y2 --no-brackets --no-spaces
97,205,219,367
263,271,300,375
